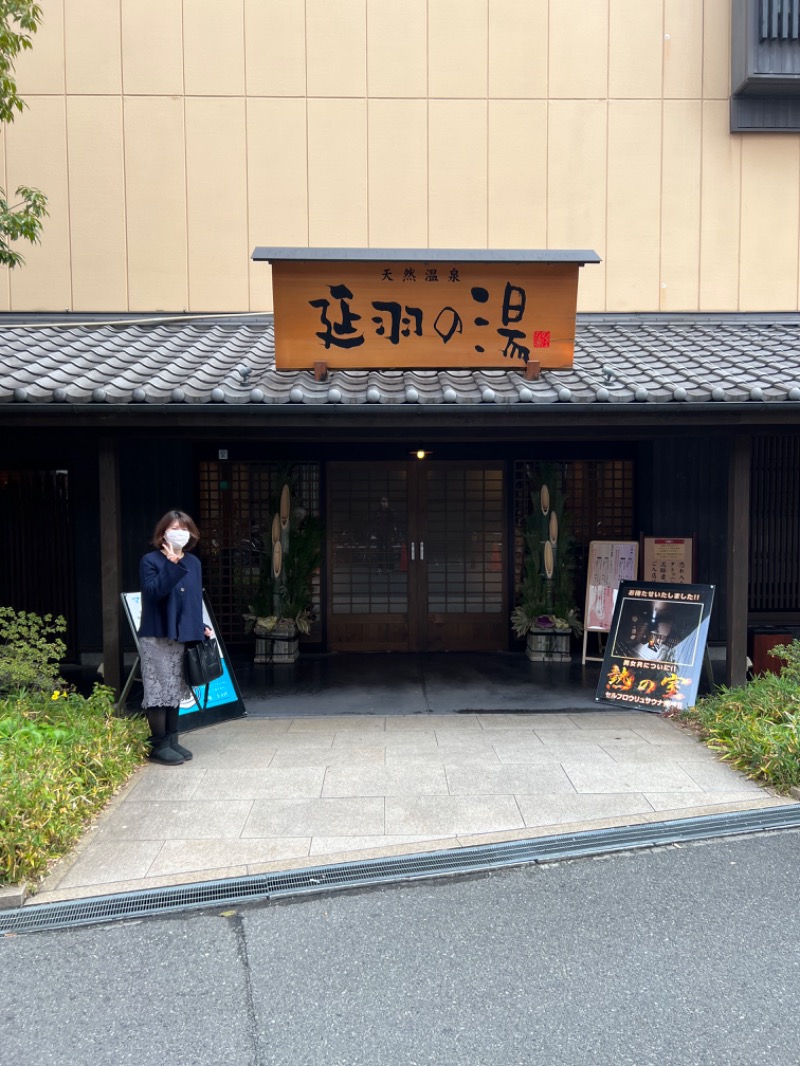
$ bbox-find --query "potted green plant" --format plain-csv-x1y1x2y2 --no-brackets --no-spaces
243,486,322,663
511,464,583,662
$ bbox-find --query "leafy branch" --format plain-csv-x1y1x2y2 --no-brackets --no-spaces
0,2,47,267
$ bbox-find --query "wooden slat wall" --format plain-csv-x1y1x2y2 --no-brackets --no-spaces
641,433,800,637
636,438,728,642
0,469,77,658
750,434,800,612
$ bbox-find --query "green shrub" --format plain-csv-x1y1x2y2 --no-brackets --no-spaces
0,684,149,887
677,640,800,794
0,606,66,694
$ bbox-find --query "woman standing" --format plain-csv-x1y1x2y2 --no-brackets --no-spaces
138,509,211,764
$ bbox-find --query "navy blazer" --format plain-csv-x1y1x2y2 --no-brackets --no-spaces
138,550,206,643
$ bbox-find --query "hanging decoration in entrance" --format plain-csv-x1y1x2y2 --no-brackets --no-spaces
511,464,583,662
243,479,323,663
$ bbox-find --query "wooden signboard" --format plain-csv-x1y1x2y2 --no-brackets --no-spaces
253,248,600,371
640,536,694,585
582,540,639,664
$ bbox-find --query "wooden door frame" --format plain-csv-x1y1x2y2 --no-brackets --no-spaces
407,461,423,649
419,459,507,652
326,458,507,653
326,459,415,652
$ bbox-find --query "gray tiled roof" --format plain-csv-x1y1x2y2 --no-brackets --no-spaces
3,312,800,409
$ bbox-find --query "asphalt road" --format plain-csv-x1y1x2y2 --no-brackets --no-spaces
2,830,800,1066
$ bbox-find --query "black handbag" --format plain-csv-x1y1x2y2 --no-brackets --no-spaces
184,638,223,709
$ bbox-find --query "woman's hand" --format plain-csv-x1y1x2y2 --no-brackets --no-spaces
204,626,213,638
161,541,182,564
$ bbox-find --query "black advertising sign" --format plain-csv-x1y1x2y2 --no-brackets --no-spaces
596,581,715,713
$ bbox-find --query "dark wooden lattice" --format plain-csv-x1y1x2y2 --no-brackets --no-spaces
198,461,321,648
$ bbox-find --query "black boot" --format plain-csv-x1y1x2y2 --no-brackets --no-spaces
165,706,193,761
149,736,185,765
146,708,185,765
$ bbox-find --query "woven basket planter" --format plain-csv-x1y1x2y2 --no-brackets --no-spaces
254,624,300,664
526,629,572,663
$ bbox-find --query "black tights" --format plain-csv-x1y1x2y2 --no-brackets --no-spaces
145,705,180,739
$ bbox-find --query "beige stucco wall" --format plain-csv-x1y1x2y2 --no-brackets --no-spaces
1,0,797,314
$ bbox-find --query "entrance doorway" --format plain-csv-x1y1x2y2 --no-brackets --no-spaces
328,461,506,651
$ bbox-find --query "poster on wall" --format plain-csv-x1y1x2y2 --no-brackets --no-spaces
595,581,715,713
121,592,246,729
582,541,639,663
640,536,694,585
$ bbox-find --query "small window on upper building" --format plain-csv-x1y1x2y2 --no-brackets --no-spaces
731,0,800,131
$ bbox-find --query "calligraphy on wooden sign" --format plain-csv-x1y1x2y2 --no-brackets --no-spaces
256,252,599,371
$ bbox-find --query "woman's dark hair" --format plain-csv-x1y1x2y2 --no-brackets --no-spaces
151,510,200,551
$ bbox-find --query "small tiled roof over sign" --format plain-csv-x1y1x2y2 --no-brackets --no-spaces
2,312,800,410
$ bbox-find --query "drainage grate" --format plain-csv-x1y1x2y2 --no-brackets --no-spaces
3,804,800,936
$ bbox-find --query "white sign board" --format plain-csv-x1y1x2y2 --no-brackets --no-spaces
582,541,639,664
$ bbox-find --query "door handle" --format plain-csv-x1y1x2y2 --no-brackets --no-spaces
411,542,415,561
420,541,424,561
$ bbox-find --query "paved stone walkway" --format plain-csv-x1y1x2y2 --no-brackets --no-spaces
32,710,793,905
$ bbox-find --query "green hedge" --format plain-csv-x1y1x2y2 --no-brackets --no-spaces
678,641,800,794
0,685,148,887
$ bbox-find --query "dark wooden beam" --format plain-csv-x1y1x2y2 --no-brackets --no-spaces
7,405,800,436
726,434,751,687
98,438,123,696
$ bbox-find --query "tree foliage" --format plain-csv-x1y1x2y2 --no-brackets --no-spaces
0,1,47,268
0,606,66,693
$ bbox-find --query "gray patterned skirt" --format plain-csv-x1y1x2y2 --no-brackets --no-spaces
139,637,190,709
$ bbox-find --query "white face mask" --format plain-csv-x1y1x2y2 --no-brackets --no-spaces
165,529,191,550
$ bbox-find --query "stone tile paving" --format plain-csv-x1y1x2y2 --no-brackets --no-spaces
31,712,796,905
